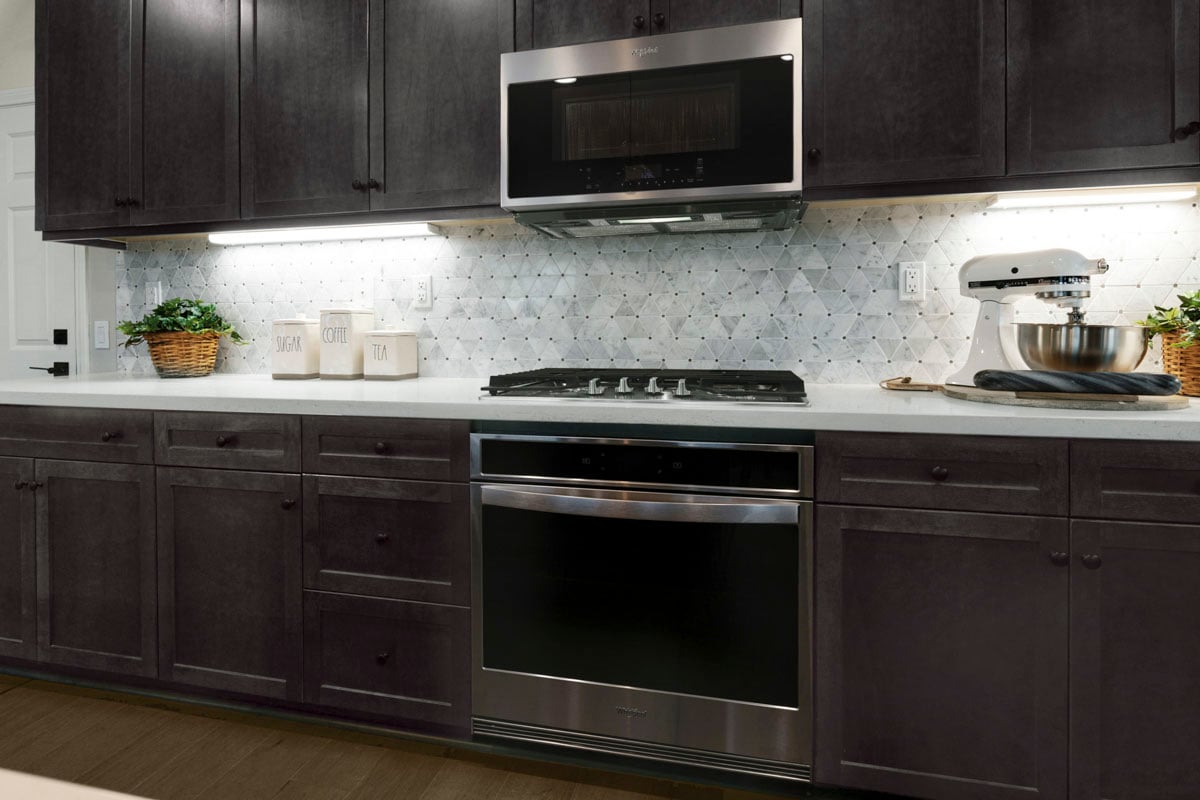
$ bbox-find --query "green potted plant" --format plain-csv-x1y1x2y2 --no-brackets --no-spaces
1139,290,1200,396
118,298,246,378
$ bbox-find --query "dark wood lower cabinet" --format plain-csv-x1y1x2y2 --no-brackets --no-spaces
303,591,470,735
157,468,302,700
36,460,157,677
0,458,35,661
1070,520,1200,800
815,505,1069,800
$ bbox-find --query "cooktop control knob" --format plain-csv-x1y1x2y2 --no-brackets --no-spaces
616,377,634,394
587,378,604,396
646,377,661,394
675,378,692,397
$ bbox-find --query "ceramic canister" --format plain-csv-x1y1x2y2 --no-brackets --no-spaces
271,317,320,379
319,308,376,379
363,329,419,380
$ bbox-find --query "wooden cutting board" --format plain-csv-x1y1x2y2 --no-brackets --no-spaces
943,384,1191,411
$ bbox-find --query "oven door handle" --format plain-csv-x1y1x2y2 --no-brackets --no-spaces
480,484,800,525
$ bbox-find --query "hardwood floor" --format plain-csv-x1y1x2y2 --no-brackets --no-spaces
0,676,800,800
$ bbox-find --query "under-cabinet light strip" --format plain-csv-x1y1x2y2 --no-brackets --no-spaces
208,223,438,245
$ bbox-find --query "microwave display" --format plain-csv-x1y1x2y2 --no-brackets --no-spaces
507,57,793,199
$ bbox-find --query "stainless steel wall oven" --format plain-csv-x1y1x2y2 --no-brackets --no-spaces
470,433,813,782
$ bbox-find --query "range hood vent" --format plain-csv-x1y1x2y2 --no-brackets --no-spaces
514,197,805,239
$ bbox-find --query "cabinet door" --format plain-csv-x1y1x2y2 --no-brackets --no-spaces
519,0,651,49
0,458,35,661
36,461,157,678
370,0,503,211
35,0,131,231
654,0,788,34
803,0,1006,188
132,0,240,226
157,468,302,700
1071,520,1200,800
815,505,1069,800
1008,0,1200,175
240,0,370,218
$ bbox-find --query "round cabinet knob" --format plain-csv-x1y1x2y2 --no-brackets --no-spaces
1081,554,1103,570
215,435,235,448
280,499,296,510
1049,551,1070,566
652,12,665,27
633,15,646,28
375,533,390,544
100,431,121,442
376,651,390,665
352,179,365,191
930,466,950,481
807,148,822,161
367,178,381,190
13,480,26,491
374,442,390,455
28,481,42,491
126,197,139,208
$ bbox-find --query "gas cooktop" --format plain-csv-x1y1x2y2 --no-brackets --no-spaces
482,369,808,405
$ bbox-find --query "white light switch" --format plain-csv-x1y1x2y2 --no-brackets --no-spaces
146,281,163,308
94,321,110,350
899,261,927,302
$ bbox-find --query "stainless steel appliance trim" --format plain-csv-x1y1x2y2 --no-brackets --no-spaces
470,483,813,765
500,18,803,210
469,433,815,498
481,483,801,525
473,718,812,782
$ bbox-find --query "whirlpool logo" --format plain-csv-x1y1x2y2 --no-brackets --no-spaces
632,46,659,58
615,706,649,718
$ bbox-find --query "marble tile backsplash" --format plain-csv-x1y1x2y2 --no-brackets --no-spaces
116,198,1200,383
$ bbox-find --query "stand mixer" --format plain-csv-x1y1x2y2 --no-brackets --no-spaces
944,248,1148,387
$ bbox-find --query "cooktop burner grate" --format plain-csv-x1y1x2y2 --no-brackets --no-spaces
482,369,807,404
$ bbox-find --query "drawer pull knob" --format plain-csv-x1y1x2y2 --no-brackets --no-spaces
930,465,950,481
1081,554,1102,569
280,499,296,510
216,435,236,448
375,533,390,544
28,481,42,491
101,431,121,443
13,480,26,490
374,442,390,455
1049,551,1070,566
376,651,390,665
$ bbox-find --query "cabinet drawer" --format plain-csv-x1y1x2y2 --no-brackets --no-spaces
155,412,301,472
816,432,1068,515
0,406,153,464
303,591,470,734
1071,440,1200,523
303,476,469,605
302,417,469,481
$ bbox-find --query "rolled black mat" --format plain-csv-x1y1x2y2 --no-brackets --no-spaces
974,370,1182,396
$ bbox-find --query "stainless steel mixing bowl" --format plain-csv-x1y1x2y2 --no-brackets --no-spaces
1014,323,1149,372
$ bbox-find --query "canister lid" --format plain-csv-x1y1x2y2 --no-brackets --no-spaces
319,308,375,315
273,318,319,325
365,329,417,338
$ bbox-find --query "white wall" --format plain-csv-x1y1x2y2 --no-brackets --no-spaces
0,0,34,92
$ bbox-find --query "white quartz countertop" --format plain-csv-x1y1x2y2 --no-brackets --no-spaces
0,373,1197,440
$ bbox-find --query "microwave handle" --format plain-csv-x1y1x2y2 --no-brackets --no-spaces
480,484,800,525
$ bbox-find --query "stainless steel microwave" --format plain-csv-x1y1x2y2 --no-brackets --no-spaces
500,19,804,238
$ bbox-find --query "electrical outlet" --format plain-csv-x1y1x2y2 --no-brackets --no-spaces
413,275,433,310
93,321,110,350
899,261,927,302
146,281,163,308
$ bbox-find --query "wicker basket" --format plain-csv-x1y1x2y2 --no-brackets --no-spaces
142,331,220,378
1160,331,1200,397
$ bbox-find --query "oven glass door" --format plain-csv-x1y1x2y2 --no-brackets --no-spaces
506,57,794,200
477,485,804,708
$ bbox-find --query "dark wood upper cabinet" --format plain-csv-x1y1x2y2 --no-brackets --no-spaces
815,505,1069,800
37,0,240,232
157,468,303,700
36,0,131,231
1071,520,1200,800
240,0,370,218
803,0,1006,188
369,0,504,211
519,0,650,49
0,458,35,662
35,460,157,678
654,0,794,34
1008,0,1200,175
132,0,240,226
